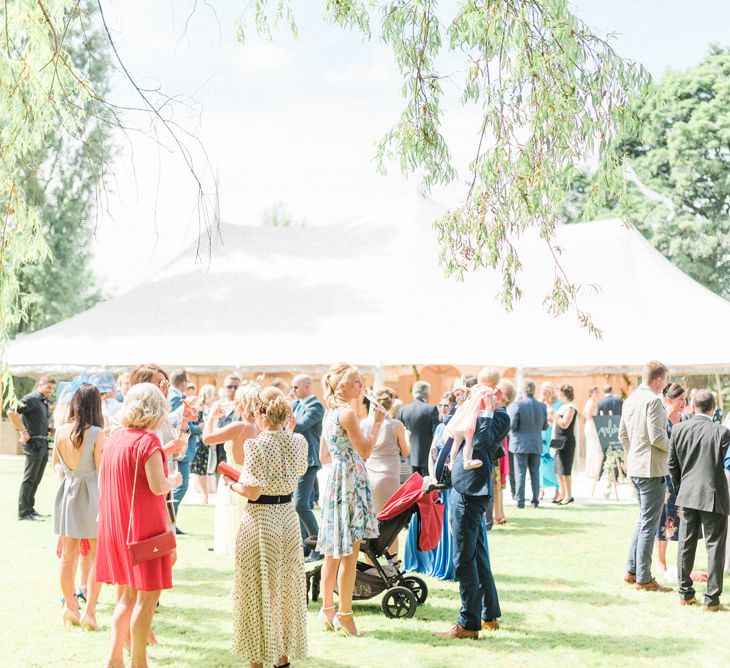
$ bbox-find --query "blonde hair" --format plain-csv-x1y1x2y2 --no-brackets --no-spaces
235,382,261,420
541,381,556,403
477,368,501,387
322,363,359,409
254,386,291,429
196,384,217,409
118,383,169,430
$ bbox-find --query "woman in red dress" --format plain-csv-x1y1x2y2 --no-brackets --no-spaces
96,383,182,668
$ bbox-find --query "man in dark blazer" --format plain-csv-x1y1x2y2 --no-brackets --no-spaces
598,385,623,416
437,380,513,639
508,381,548,508
291,374,325,561
398,380,439,476
668,389,730,611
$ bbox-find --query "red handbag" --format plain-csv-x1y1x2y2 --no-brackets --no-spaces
217,461,241,481
126,446,176,566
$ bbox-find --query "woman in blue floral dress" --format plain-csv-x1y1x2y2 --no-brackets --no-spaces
316,363,385,637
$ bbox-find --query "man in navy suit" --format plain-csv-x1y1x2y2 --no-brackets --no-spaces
509,381,548,508
437,380,514,639
291,374,325,561
598,385,623,416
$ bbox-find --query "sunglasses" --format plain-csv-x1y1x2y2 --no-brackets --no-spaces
438,402,450,408
226,384,239,390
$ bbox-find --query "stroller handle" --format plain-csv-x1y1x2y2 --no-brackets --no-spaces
425,483,449,493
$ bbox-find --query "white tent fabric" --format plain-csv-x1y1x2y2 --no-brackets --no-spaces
5,195,730,375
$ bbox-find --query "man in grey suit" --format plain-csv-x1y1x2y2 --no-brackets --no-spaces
669,389,730,611
508,381,548,508
398,381,440,476
619,360,673,592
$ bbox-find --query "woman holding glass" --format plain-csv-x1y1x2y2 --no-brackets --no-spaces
316,363,384,637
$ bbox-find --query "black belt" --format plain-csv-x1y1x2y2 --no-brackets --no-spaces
249,494,292,505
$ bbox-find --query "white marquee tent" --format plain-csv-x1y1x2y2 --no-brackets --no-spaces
5,196,730,376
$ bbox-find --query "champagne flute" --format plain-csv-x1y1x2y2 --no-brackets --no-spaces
363,388,389,416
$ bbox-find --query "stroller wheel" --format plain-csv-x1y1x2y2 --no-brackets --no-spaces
381,586,417,619
402,575,428,605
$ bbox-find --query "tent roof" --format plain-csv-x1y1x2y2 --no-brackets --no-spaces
5,195,730,375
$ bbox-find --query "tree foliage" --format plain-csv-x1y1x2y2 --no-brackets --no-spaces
11,1,114,337
1,0,648,403
564,46,730,299
244,0,648,335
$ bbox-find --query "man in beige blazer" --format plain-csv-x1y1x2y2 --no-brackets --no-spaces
619,360,674,592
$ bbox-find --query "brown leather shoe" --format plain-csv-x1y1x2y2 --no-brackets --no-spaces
481,619,499,631
703,603,728,612
679,598,698,606
624,572,636,584
636,579,672,592
436,624,479,639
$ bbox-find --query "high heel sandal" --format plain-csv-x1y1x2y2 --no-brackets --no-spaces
80,613,99,631
62,608,80,627
560,497,574,505
333,611,363,637
318,605,336,631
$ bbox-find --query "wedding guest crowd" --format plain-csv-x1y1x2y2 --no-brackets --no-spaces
10,357,730,667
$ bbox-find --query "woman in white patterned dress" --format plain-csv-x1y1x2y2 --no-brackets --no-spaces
203,384,259,557
316,363,385,637
225,387,308,668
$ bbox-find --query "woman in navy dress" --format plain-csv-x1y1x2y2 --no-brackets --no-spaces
656,383,686,575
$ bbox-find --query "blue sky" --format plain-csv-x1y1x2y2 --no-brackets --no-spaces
93,0,730,291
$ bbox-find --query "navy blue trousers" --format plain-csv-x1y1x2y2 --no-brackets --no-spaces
450,491,501,630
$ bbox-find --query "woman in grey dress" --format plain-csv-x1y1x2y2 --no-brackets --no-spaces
52,384,105,629
362,388,410,551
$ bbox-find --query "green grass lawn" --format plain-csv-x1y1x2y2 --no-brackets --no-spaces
1,456,726,668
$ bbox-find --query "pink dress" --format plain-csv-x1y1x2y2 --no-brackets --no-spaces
444,385,491,440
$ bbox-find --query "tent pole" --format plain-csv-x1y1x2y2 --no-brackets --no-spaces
715,373,724,412
515,368,524,394
374,364,384,388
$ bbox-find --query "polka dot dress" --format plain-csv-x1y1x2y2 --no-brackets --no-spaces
232,431,308,664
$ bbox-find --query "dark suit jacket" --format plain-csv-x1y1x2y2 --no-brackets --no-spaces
293,395,324,468
668,414,730,515
398,399,440,468
508,396,547,454
598,394,623,416
451,408,511,497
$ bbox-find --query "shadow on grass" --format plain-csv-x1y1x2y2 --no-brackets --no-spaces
497,516,600,534
369,626,689,657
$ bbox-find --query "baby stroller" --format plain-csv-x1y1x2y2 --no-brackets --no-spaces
305,473,445,619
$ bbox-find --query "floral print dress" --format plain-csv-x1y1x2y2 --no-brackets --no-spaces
316,407,379,558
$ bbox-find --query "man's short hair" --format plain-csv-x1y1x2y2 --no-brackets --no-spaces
38,374,57,386
522,380,536,396
224,374,241,385
603,384,612,395
464,376,478,389
412,380,431,400
642,360,668,385
498,380,516,406
693,389,716,414
170,368,188,387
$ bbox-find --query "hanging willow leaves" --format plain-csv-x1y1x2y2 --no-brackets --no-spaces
243,0,649,336
1,0,649,406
